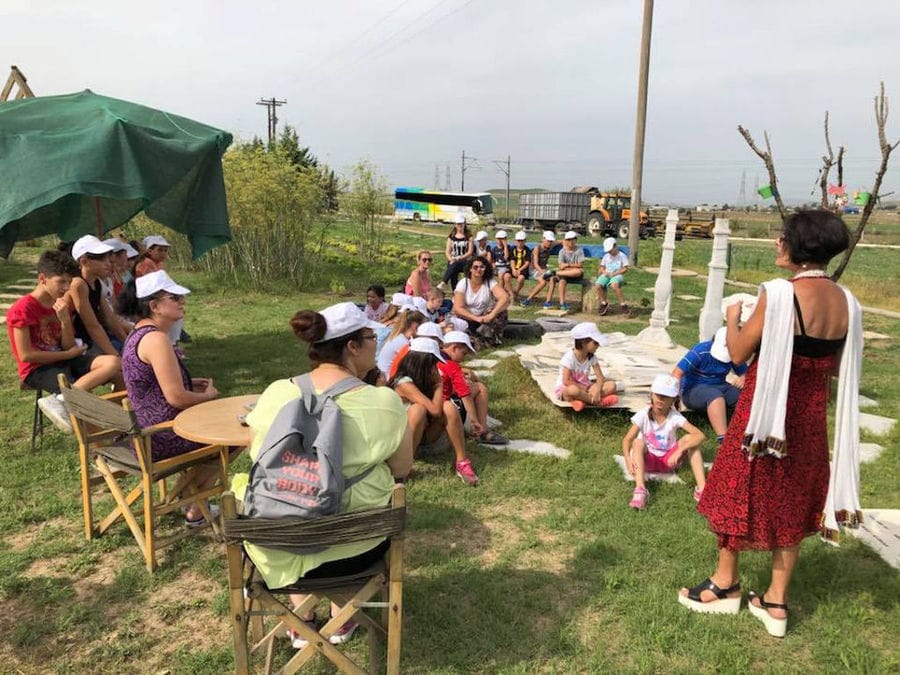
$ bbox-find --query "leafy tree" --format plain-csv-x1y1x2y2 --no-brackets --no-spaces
274,125,340,211
344,159,390,263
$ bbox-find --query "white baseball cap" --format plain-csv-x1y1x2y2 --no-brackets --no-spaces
71,235,114,261
454,212,466,224
496,230,508,239
651,374,680,398
475,230,488,242
416,322,445,342
143,235,171,249
101,238,126,253
542,231,556,242
318,301,381,342
515,230,527,241
603,237,617,253
446,316,469,333
564,230,578,240
410,296,428,314
710,326,731,364
135,270,191,299
391,292,413,307
124,243,140,258
571,321,605,344
442,330,475,352
409,336,446,362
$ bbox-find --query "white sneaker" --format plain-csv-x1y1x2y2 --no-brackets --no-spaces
38,394,73,434
436,281,448,292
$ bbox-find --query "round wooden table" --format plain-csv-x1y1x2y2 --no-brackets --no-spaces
173,394,259,448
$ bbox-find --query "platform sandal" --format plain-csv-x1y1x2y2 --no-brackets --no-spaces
747,591,788,637
677,577,741,614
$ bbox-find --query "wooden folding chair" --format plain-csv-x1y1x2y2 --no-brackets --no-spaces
223,485,407,675
59,374,229,573
21,382,44,451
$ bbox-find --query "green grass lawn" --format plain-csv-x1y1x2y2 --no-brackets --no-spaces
0,239,898,673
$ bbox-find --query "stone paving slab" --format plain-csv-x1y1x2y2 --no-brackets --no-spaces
0,293,21,300
489,439,571,459
644,267,698,278
0,303,10,311
846,509,900,569
488,350,516,359
863,331,890,340
859,413,897,436
0,316,5,326
466,359,498,369
676,294,702,301
613,454,683,483
858,395,878,408
860,443,884,463
471,370,494,380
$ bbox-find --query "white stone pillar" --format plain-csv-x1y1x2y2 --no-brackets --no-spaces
698,217,731,341
635,209,678,348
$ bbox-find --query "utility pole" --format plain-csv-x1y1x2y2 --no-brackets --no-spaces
434,164,441,189
256,97,287,145
493,155,512,222
461,150,466,191
627,0,654,266
445,164,451,191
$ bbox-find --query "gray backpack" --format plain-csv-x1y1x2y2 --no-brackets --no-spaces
242,374,375,544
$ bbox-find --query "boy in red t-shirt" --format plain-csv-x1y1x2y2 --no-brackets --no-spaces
6,250,122,431
439,331,508,445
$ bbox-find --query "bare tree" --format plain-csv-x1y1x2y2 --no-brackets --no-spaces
832,82,900,281
739,83,897,281
737,126,788,220
817,112,846,210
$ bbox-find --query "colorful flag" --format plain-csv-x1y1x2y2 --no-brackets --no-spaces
827,184,846,196
757,185,774,199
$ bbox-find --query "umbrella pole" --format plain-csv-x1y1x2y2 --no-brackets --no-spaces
94,196,103,236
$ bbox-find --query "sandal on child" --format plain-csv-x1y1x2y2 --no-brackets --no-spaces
677,578,741,614
747,591,788,637
571,400,586,412
629,486,648,510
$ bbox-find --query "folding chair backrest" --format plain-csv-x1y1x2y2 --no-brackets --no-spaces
61,384,139,435
223,494,406,551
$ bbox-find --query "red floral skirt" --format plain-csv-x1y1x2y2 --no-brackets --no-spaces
697,353,836,551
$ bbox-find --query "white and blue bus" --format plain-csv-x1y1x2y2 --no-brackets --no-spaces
394,188,494,224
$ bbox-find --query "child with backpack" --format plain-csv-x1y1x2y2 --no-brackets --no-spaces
555,322,620,411
621,374,706,510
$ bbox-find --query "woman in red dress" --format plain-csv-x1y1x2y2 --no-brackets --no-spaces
678,211,860,638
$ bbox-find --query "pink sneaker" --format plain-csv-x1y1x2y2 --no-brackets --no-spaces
455,458,480,486
599,394,619,407
629,486,648,510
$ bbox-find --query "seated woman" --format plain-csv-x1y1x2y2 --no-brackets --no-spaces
404,250,434,298
672,326,748,446
390,337,481,486
451,256,510,348
235,302,413,648
117,270,220,525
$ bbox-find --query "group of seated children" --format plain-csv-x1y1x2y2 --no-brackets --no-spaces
6,233,181,433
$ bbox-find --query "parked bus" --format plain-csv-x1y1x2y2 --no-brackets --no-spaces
394,188,494,224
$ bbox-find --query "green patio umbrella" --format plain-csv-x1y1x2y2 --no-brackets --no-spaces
0,89,233,258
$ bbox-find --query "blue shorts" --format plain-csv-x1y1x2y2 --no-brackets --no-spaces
682,382,741,410
595,274,625,287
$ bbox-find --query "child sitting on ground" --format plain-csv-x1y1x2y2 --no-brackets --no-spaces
424,287,449,323
555,322,619,411
364,284,390,321
440,331,508,445
621,374,706,510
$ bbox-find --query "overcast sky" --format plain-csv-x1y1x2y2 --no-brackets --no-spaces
6,0,900,205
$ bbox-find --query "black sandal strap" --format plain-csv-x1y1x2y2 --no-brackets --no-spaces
749,590,789,611
686,577,741,603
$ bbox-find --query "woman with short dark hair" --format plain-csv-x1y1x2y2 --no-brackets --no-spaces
679,211,863,639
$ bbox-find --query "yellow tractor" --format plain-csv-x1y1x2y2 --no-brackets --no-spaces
584,191,656,239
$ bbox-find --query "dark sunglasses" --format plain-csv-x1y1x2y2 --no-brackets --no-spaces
165,293,184,302
421,257,433,262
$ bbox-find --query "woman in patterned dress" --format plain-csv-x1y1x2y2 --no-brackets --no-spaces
679,211,858,638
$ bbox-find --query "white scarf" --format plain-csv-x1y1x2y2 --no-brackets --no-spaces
742,279,863,544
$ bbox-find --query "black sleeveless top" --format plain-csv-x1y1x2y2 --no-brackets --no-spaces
449,234,470,259
792,293,846,358
73,278,103,346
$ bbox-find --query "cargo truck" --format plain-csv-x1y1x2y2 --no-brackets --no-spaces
517,188,657,239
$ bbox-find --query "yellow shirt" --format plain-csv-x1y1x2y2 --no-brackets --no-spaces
231,378,407,588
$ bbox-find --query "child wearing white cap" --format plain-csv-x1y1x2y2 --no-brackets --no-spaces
522,231,558,306
488,230,512,295
509,231,531,301
66,235,122,356
389,336,482,486
621,374,707,510
473,230,490,258
672,327,748,445
551,231,585,312
441,330,508,446
135,235,171,278
554,322,620,411
596,237,630,316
